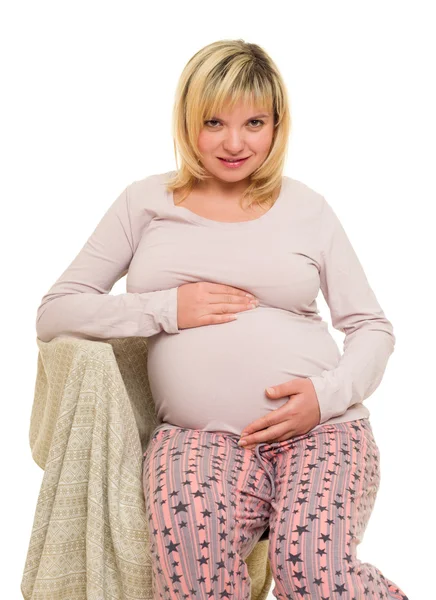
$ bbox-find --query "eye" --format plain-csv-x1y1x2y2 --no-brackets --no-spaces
249,119,265,127
204,119,221,128
204,119,265,128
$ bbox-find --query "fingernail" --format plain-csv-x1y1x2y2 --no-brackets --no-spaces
238,439,247,446
266,387,274,394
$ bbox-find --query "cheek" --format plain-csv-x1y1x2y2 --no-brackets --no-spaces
255,131,274,154
197,132,215,153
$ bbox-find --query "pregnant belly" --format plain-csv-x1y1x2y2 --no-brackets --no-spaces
146,307,341,435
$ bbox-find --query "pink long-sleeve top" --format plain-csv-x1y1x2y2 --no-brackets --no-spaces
36,170,395,436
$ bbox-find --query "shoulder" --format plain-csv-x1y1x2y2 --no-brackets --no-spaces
125,170,173,213
128,170,172,198
283,175,326,219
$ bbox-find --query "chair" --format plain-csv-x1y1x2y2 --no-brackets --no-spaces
21,336,273,600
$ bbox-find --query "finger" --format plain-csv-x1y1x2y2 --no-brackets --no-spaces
275,431,296,442
240,406,293,437
266,378,304,399
208,287,256,303
240,416,276,437
212,301,258,315
215,284,256,299
238,422,293,447
245,426,296,448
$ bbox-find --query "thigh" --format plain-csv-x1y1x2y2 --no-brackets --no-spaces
142,427,273,597
270,418,381,535
268,418,381,596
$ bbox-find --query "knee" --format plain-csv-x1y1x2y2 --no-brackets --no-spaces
269,546,361,599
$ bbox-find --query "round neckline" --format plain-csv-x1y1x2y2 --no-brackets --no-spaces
165,173,288,229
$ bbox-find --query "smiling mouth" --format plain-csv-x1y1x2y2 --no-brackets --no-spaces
218,157,250,162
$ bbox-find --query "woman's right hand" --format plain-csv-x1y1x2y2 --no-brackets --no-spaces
177,282,259,330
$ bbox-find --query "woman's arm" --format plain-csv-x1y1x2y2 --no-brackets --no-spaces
307,198,395,424
36,180,179,342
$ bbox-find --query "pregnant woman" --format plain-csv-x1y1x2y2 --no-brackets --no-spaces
36,39,409,600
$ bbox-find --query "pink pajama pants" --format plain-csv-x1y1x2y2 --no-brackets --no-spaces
142,418,409,599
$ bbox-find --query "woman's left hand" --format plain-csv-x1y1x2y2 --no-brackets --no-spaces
238,378,321,449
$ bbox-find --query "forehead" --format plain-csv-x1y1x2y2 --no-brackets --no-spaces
204,90,273,115
207,100,271,117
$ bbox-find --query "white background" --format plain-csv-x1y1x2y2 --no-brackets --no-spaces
2,2,433,598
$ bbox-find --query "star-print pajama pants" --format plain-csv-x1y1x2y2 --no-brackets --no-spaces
142,418,409,600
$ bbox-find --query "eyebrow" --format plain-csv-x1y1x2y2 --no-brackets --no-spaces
208,113,270,121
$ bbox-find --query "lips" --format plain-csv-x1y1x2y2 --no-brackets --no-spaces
219,157,249,161
217,157,249,168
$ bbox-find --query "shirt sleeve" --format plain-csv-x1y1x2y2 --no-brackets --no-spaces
307,197,396,424
36,183,180,342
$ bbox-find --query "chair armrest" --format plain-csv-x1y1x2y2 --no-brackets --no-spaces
22,336,154,599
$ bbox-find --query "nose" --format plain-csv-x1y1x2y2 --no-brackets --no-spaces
222,130,246,153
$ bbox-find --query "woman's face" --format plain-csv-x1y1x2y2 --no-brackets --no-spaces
197,98,275,188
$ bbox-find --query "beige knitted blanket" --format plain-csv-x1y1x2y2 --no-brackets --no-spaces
21,336,272,600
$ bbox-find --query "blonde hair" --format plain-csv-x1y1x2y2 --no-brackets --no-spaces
165,39,292,211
